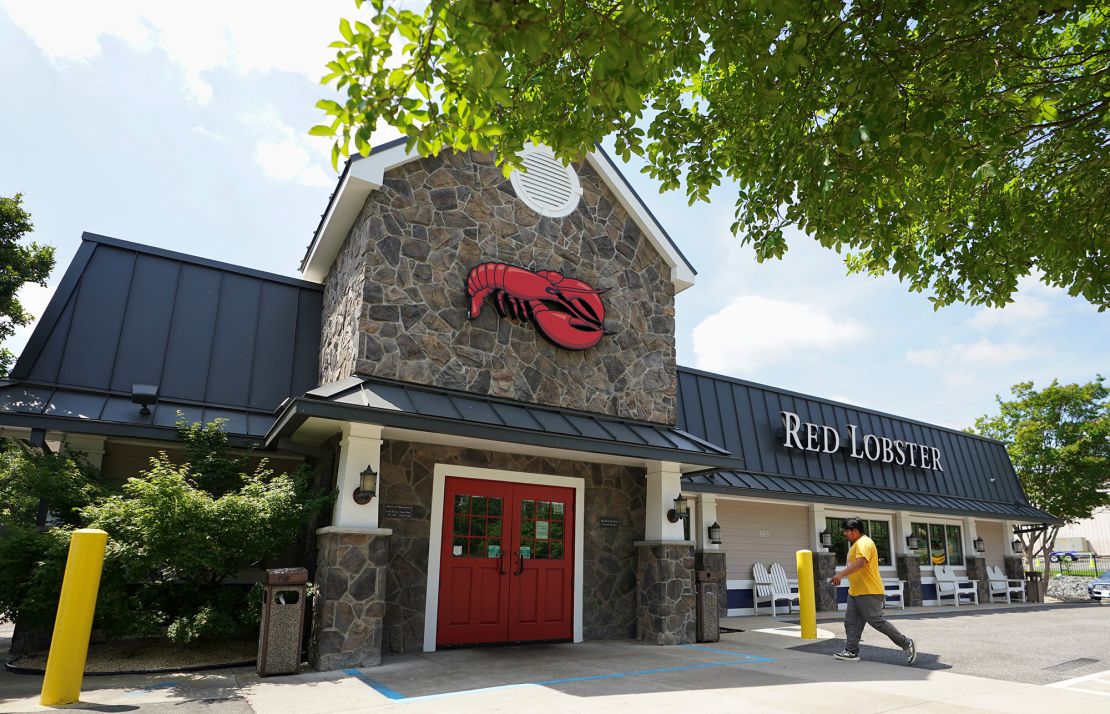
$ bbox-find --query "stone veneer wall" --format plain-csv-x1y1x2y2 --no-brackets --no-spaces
310,530,390,670
635,543,696,645
895,554,923,607
377,440,646,653
319,150,677,424
814,552,838,611
965,556,989,604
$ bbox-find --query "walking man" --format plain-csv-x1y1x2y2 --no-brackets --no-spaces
830,517,917,664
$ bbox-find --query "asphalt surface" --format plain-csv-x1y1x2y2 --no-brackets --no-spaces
790,601,1110,684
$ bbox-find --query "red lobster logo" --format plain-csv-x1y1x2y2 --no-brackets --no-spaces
465,262,611,350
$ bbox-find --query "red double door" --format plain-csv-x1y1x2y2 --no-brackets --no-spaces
437,477,575,646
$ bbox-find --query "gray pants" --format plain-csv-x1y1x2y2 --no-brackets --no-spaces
845,594,909,653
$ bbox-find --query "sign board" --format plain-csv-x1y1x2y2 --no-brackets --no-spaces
599,517,620,528
536,520,550,540
778,410,944,472
382,504,416,519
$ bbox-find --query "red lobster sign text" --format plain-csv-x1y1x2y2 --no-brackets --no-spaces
465,262,611,350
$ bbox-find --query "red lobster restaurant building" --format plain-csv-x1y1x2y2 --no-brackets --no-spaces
0,141,1055,669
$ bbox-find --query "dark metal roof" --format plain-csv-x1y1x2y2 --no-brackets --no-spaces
684,471,1057,522
267,375,740,468
2,233,323,440
676,367,1053,522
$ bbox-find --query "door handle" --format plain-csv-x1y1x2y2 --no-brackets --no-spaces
514,551,525,576
497,551,506,575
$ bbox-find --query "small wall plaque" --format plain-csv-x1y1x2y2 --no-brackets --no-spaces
599,516,619,528
382,504,415,519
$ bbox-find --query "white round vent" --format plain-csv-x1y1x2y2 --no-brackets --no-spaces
509,144,582,218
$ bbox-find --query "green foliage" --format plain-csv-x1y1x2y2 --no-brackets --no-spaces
970,377,1110,569
0,421,331,643
0,437,104,527
0,193,54,376
319,1,1110,310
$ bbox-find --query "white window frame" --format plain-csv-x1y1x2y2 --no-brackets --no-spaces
825,511,897,570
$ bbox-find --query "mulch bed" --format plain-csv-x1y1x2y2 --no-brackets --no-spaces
8,637,256,675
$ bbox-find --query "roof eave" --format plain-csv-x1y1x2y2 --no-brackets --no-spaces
266,397,741,469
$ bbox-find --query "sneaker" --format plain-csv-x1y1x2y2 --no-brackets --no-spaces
833,649,860,661
903,638,917,665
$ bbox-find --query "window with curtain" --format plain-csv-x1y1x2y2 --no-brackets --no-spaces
826,517,892,566
911,521,964,566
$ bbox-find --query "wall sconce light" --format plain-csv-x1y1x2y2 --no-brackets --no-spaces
906,534,921,550
820,530,833,549
973,536,985,553
353,464,377,505
131,383,159,415
1012,538,1023,553
667,495,689,523
708,521,722,545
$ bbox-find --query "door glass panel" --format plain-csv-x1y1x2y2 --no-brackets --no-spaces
519,499,566,560
450,494,503,557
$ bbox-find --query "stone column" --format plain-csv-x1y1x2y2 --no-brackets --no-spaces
896,554,923,607
965,556,989,604
1002,555,1024,580
635,541,696,645
814,551,837,612
310,527,392,670
695,550,727,618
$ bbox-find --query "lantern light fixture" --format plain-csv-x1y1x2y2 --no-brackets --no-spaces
353,464,377,505
973,536,985,553
906,534,922,550
667,495,689,523
820,530,833,548
1012,538,1023,553
708,521,722,545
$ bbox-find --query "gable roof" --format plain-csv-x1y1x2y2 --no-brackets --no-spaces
2,233,323,440
299,141,698,291
675,366,1056,523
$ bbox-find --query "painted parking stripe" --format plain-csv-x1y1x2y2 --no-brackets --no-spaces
347,647,775,703
1047,668,1110,697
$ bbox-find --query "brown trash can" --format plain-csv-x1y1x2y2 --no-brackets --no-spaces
695,570,721,643
1024,571,1044,604
257,567,308,676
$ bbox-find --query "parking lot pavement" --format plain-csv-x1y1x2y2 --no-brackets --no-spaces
4,606,1109,712
784,601,1110,685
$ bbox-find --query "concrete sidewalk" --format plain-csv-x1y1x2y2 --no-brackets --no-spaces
3,623,1108,713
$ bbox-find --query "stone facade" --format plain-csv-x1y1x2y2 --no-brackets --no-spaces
634,542,696,645
814,551,838,612
377,440,646,653
895,554,923,607
310,530,390,670
319,151,677,424
964,556,989,604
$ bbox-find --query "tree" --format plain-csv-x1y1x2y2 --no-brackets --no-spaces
0,193,54,376
970,377,1110,589
315,1,1110,310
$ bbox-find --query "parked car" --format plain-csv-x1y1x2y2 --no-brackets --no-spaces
1088,572,1110,601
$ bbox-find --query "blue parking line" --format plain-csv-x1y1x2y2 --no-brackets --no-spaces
346,646,775,703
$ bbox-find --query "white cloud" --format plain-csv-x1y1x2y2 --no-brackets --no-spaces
241,108,335,188
967,295,1051,330
904,338,1041,386
691,295,869,373
2,0,353,104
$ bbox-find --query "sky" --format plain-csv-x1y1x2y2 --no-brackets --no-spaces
1,1,1106,432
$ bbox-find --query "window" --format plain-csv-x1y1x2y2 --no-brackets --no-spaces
911,521,963,566
826,517,892,566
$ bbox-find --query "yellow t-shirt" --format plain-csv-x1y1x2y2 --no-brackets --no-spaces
846,535,885,596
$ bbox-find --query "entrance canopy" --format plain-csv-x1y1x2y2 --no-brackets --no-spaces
267,375,742,470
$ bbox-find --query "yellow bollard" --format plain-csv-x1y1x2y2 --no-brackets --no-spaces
796,549,817,640
40,528,108,706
